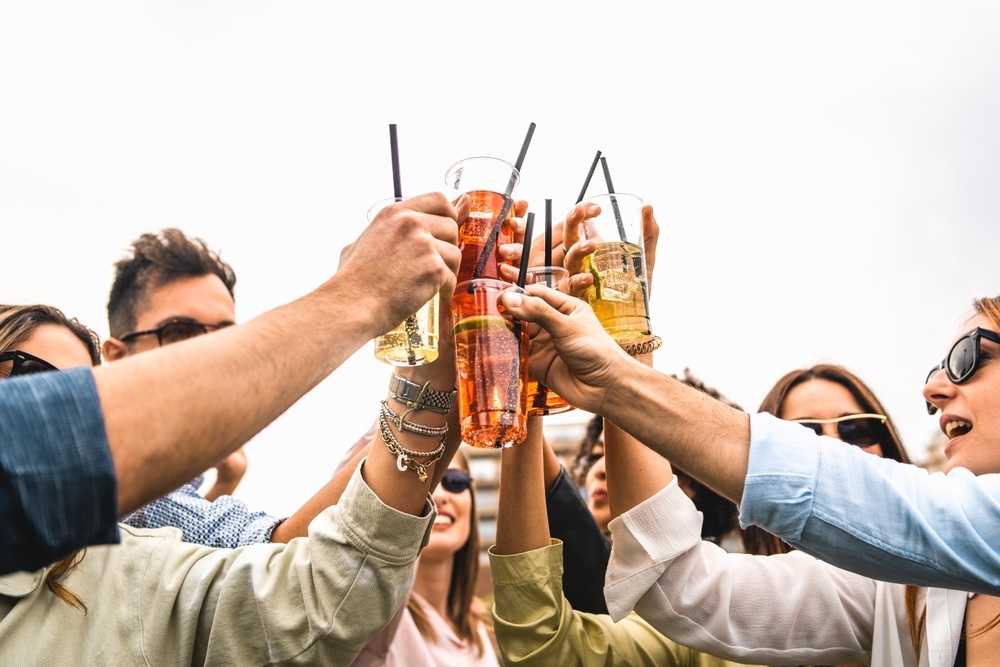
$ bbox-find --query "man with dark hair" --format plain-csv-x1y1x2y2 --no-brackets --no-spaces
102,228,286,546
1,192,466,580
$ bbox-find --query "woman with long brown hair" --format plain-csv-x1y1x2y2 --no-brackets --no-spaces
603,296,1000,666
0,304,102,610
351,448,499,666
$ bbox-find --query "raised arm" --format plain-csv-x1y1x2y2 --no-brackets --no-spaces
98,192,466,517
604,478,876,666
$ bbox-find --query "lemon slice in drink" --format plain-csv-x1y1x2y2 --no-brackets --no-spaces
453,315,511,336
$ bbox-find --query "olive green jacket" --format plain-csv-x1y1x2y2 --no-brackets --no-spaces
490,541,766,667
0,465,434,666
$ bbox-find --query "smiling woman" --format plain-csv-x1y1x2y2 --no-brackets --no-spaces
350,448,500,667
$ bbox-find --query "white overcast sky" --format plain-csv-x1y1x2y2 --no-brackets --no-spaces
2,3,998,516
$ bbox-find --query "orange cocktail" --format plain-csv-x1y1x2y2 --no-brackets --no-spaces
523,266,574,416
445,157,520,283
452,279,528,448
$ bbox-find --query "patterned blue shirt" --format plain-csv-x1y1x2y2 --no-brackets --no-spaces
0,368,119,575
122,476,285,548
740,411,1000,596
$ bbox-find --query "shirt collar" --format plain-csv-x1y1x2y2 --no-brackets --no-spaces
0,569,46,598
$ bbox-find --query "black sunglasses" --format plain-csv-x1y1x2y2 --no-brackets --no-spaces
925,327,1000,415
792,413,887,448
119,319,232,346
440,469,472,494
0,350,58,379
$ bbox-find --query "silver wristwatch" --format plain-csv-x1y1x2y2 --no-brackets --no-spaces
388,375,457,414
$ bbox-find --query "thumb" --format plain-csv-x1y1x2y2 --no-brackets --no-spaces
500,284,580,331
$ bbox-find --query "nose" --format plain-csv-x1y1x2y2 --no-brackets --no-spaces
923,367,955,415
821,423,839,439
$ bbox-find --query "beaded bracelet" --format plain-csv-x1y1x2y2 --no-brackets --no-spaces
377,409,446,485
381,400,449,437
620,335,663,356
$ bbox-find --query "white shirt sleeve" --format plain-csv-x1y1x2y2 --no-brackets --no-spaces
605,478,875,666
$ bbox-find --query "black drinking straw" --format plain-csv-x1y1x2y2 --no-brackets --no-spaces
576,150,602,204
388,124,419,364
472,122,537,281
600,157,628,243
517,212,535,289
389,124,403,199
544,199,553,282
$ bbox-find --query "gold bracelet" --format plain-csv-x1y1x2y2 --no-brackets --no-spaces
377,409,446,485
620,335,662,356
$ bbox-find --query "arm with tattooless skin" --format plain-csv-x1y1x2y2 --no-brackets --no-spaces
498,273,1000,596
491,415,767,666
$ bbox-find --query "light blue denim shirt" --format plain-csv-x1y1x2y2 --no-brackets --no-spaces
740,412,1000,596
0,368,119,575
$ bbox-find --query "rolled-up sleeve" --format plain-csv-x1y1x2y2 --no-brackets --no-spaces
0,368,119,575
739,412,1000,596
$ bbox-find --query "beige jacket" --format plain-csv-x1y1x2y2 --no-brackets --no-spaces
0,465,434,666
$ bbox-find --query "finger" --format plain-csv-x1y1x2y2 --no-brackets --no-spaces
406,191,461,219
501,283,586,322
641,204,659,291
564,239,597,278
411,211,460,246
498,263,520,283
454,193,471,223
563,202,598,252
563,271,594,298
436,239,462,279
499,242,522,263
515,200,529,218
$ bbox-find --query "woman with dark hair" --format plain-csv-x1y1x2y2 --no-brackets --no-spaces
352,449,499,666
603,300,1000,665
0,304,102,610
742,363,911,557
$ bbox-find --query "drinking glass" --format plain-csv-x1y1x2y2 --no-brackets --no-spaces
451,278,528,448
580,194,651,343
444,157,520,284
370,197,440,366
523,267,574,416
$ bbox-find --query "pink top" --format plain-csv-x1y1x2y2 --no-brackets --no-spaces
351,592,499,667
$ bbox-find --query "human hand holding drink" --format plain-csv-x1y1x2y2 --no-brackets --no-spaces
369,198,441,366
336,192,465,340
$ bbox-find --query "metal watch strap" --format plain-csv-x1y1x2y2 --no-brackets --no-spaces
388,375,456,414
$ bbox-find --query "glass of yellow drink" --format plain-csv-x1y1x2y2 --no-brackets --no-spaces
580,194,651,344
369,198,440,366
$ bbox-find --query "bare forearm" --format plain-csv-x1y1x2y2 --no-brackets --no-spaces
604,353,676,518
602,362,750,503
96,276,377,515
495,416,550,555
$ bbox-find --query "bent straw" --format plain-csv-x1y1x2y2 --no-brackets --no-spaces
600,157,628,243
472,122,537,281
576,150,602,204
517,212,535,289
544,199,553,280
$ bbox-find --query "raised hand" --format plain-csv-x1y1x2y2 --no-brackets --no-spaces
499,284,633,414
337,192,467,339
